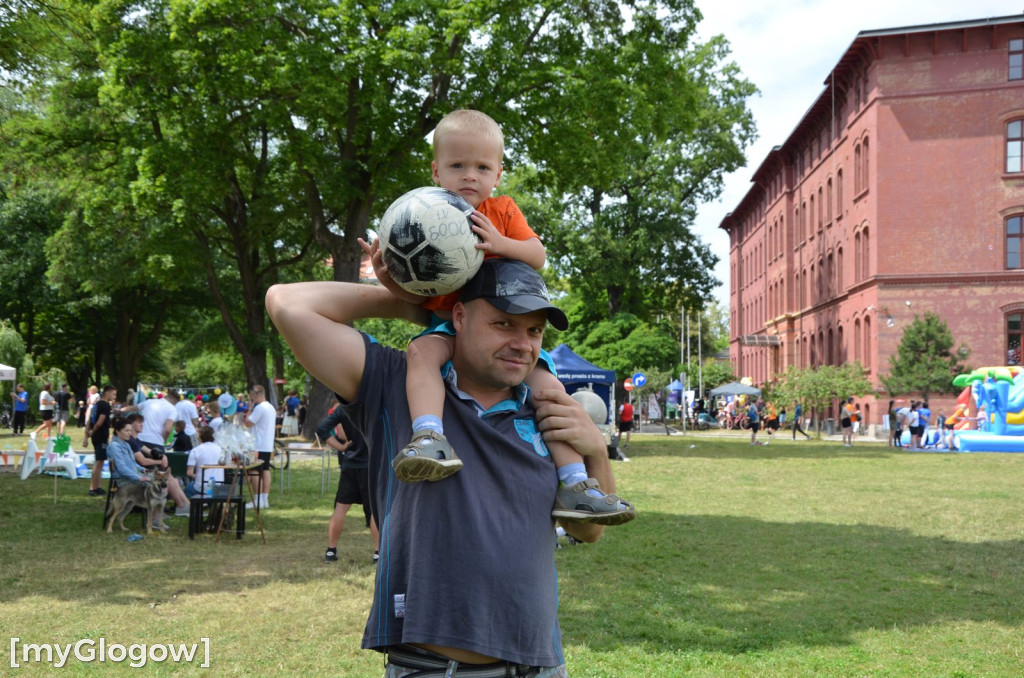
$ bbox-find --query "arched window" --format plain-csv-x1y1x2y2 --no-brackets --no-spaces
854,144,862,193
837,247,844,291
838,325,845,363
863,316,872,373
854,318,862,362
836,169,843,218
826,328,833,366
854,232,862,281
862,227,870,279
827,178,833,225
862,138,870,192
827,252,835,297
817,187,824,231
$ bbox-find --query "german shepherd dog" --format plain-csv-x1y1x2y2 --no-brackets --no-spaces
105,468,171,534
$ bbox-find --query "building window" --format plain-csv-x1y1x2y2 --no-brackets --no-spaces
1008,215,1023,269
862,138,870,193
1008,119,1023,174
862,227,870,279
837,247,843,291
1009,313,1022,365
827,178,833,225
854,144,862,193
836,169,843,218
854,318,862,362
1011,38,1023,81
854,232,862,281
863,316,872,373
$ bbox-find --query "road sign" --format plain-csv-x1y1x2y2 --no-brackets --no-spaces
632,372,647,388
623,378,634,391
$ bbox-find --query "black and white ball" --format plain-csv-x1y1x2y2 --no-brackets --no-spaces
376,187,484,297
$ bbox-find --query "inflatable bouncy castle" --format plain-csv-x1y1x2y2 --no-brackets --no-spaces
952,366,1024,452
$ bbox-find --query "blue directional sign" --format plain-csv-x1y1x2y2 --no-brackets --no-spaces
632,372,647,388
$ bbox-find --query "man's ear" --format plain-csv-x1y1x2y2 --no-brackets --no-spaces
452,302,467,333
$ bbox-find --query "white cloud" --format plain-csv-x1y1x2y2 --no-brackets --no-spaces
692,1,1023,307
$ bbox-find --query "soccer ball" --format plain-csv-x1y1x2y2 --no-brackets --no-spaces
376,187,484,297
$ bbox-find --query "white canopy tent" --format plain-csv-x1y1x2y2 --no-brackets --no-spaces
0,363,15,381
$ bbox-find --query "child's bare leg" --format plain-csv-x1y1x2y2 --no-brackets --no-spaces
393,333,462,483
526,367,635,525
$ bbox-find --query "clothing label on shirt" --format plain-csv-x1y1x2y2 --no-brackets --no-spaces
393,593,405,618
514,419,550,458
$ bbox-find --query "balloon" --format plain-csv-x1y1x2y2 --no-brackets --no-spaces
214,388,222,395
202,394,210,402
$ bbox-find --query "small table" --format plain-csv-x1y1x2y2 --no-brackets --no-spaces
188,462,265,543
284,444,333,495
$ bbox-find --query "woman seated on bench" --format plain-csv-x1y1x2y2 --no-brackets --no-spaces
126,412,191,517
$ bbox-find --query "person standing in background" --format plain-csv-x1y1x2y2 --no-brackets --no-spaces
32,383,56,440
244,385,276,510
10,384,28,435
53,383,72,436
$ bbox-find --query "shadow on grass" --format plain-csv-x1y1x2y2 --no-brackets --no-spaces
0,467,369,606
558,510,1024,654
625,436,899,460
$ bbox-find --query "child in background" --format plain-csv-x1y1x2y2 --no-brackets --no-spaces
360,109,633,525
172,420,193,452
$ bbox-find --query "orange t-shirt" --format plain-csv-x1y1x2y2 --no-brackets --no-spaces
421,195,539,313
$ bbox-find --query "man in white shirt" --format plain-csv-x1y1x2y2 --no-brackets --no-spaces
244,385,276,509
139,392,178,454
175,396,201,446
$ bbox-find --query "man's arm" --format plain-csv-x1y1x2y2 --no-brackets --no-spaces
533,388,616,543
265,281,430,402
162,418,174,442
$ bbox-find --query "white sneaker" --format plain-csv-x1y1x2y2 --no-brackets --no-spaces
245,501,256,509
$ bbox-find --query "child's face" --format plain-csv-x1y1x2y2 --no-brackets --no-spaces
432,131,503,208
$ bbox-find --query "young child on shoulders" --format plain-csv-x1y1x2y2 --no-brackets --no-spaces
359,109,633,525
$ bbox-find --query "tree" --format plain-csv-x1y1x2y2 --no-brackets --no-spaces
882,312,970,400
770,363,873,436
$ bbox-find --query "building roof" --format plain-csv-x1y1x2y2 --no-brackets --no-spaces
720,13,1024,231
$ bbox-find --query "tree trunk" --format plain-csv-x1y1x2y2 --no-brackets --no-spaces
301,379,338,442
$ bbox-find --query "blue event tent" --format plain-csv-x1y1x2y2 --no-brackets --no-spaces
549,344,616,424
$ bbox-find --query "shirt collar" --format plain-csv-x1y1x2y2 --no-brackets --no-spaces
441,362,529,416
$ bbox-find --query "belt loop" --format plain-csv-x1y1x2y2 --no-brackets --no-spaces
444,659,459,678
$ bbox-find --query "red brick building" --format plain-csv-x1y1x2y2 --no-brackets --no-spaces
721,14,1024,430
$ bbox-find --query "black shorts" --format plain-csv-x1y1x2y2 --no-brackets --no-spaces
92,441,108,461
618,420,634,432
841,418,852,429
766,419,780,431
41,410,54,421
910,425,924,436
257,451,272,471
749,421,760,432
335,466,371,506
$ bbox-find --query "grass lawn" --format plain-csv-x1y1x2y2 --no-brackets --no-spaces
2,431,1024,676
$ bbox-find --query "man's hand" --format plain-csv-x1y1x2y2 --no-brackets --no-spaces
532,389,605,459
358,237,426,305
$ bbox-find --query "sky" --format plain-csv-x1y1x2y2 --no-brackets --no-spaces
692,0,1024,307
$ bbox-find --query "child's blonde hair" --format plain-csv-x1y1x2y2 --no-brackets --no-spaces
433,110,504,158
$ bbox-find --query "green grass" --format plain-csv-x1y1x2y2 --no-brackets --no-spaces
3,432,1024,676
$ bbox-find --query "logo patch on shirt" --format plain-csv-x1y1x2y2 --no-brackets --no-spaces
393,593,405,618
514,418,550,458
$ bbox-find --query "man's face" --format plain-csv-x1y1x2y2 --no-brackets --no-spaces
452,300,545,391
131,419,144,434
105,390,117,403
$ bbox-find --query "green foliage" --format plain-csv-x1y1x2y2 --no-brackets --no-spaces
0,319,27,371
565,312,680,382
770,363,873,433
683,358,736,393
882,312,970,399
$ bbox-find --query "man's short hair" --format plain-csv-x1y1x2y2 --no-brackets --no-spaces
197,425,215,443
102,384,115,394
459,259,568,331
126,412,144,424
250,385,265,398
